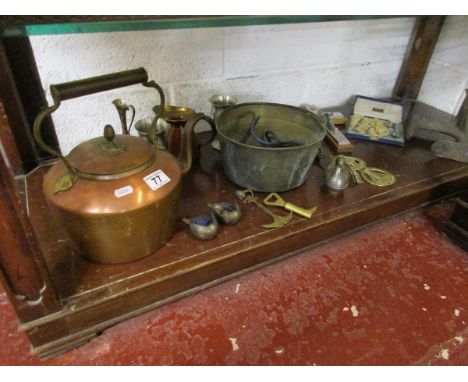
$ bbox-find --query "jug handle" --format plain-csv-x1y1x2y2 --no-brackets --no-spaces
178,113,216,176
33,68,165,177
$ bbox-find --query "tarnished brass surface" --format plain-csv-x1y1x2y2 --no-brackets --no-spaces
112,98,135,135
182,211,219,240
340,155,395,187
210,95,238,150
154,105,196,124
208,200,242,225
341,156,366,184
263,192,316,219
217,103,326,192
235,189,292,229
210,95,238,121
53,172,76,194
98,125,126,154
359,167,396,187
135,117,168,150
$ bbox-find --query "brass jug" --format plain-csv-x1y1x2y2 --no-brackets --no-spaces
34,68,215,264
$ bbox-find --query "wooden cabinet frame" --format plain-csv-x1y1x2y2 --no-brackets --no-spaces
1,16,466,358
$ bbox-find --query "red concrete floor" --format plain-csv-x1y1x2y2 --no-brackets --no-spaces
0,201,467,365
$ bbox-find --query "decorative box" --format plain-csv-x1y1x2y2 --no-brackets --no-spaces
346,96,405,146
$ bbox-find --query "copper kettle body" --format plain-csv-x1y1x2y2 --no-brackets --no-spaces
34,68,214,264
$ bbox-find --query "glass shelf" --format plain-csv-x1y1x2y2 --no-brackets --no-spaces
1,15,410,37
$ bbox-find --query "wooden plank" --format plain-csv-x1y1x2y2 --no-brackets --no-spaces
0,102,24,175
2,36,59,160
393,16,445,101
0,39,39,173
0,103,62,324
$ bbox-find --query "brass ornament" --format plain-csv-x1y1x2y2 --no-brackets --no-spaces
359,167,396,187
235,189,292,229
340,155,366,184
338,155,396,188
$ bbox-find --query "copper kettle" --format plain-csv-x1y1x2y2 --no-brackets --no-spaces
33,68,215,264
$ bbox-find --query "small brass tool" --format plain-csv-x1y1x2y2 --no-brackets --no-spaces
235,189,292,229
263,193,317,219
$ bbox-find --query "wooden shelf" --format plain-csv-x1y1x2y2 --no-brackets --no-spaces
0,15,455,359
20,137,468,357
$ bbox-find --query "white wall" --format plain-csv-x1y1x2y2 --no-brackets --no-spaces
29,16,468,154
418,16,468,114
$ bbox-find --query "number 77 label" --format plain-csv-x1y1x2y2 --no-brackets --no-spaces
143,169,171,191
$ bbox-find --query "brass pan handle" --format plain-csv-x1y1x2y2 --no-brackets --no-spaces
33,68,165,179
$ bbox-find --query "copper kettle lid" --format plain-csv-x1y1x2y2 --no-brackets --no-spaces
67,125,155,178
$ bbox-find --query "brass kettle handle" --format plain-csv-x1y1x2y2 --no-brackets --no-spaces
33,68,165,177
178,113,216,176
50,67,148,101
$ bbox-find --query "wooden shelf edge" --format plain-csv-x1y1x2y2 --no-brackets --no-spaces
20,171,467,357
40,164,468,311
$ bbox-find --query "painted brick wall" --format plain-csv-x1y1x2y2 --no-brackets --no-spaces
30,16,468,154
